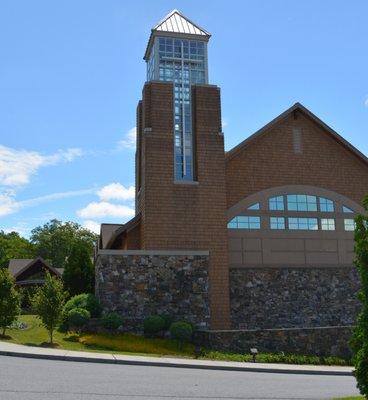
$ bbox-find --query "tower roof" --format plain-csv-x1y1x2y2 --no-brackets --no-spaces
144,10,211,60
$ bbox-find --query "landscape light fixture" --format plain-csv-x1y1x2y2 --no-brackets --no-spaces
250,348,258,363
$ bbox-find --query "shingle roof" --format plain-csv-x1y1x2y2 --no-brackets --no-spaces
100,224,124,250
7,257,62,279
8,259,34,277
144,10,211,61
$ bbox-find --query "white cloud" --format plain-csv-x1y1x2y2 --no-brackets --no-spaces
0,190,19,217
117,127,136,150
365,96,368,108
82,220,101,234
0,145,83,187
97,182,135,201
77,201,135,219
0,188,94,218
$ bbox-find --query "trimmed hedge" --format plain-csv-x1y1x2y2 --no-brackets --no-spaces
101,312,123,331
143,315,166,336
67,307,90,329
169,321,193,344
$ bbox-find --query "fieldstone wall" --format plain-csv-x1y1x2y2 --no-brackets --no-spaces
195,326,354,358
230,267,360,330
95,251,210,331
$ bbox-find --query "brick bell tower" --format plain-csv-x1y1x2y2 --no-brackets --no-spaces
136,10,230,329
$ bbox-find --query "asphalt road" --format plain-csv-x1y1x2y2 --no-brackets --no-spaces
0,356,360,400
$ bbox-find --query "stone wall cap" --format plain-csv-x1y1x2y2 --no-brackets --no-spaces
97,249,210,256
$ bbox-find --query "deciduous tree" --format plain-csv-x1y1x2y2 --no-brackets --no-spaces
0,269,21,336
32,272,66,344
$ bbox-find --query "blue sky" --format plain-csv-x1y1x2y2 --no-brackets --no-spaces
0,0,367,236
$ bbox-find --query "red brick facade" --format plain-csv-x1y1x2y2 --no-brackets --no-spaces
134,81,230,329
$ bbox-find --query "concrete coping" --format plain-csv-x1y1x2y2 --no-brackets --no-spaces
97,249,210,256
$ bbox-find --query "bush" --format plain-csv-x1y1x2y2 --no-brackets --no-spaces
67,307,90,330
159,314,173,330
101,312,123,331
63,293,101,318
169,321,193,347
143,315,166,336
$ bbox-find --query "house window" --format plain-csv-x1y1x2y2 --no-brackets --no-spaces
227,216,260,229
247,203,260,210
343,206,354,213
288,217,318,230
270,217,285,230
287,195,317,211
269,196,284,210
344,219,355,231
321,218,335,231
319,197,334,212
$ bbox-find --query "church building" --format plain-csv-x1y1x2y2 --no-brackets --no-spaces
96,10,367,355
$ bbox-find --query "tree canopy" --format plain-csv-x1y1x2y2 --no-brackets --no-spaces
0,231,35,268
30,219,98,269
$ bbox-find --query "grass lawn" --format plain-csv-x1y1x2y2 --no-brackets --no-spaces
0,315,354,365
333,397,364,400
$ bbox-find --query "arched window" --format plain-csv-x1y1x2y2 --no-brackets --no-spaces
227,187,361,232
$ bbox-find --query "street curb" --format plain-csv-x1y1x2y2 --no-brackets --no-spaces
0,349,354,376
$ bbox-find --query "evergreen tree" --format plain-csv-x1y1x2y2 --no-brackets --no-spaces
0,269,21,336
352,195,368,397
63,242,94,296
32,272,65,344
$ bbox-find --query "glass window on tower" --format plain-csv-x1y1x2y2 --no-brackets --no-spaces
147,36,207,181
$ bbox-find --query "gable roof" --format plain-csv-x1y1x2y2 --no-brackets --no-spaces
105,213,141,250
154,10,210,36
8,257,62,279
99,223,124,250
144,10,211,61
226,102,368,167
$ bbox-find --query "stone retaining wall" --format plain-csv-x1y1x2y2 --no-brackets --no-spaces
195,326,354,358
95,251,210,331
230,267,360,330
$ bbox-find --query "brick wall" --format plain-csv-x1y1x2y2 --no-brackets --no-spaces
226,111,368,209
136,81,230,329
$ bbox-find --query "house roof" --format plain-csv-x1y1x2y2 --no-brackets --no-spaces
104,213,141,250
144,10,211,60
226,102,368,167
8,257,62,279
99,223,124,250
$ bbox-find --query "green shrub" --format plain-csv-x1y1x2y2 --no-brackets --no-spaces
67,307,90,330
169,321,193,347
101,312,123,331
159,314,173,330
352,195,368,397
143,315,166,336
63,293,101,318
